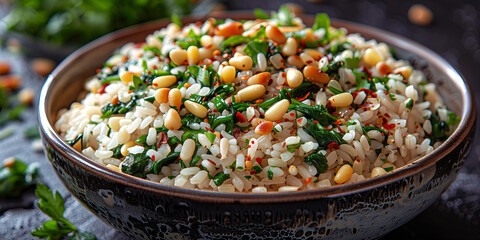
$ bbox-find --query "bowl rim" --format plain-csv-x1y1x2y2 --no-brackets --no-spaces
38,12,476,204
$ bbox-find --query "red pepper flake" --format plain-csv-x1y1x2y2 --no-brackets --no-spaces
313,120,319,124
232,128,241,138
250,170,257,175
213,109,218,113
290,129,296,135
297,118,304,124
337,125,344,133
147,70,151,75
304,177,312,185
255,157,262,165
244,129,249,133
295,92,310,102
324,125,333,130
289,112,295,117
97,84,109,94
236,112,247,123
128,90,134,94
334,120,342,125
383,123,396,130
207,159,216,166
151,155,156,161
281,72,287,78
152,65,158,69
202,97,206,102
282,142,287,148
159,132,168,144
385,113,391,118
327,142,339,151
96,69,101,73
365,123,371,126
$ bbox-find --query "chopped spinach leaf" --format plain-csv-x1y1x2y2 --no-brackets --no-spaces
304,153,328,176
213,172,230,186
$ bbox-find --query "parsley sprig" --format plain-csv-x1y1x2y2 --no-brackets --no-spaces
31,184,97,240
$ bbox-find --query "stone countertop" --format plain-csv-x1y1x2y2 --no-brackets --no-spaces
1,0,479,239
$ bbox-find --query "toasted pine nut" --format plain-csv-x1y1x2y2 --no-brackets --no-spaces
286,68,303,88
363,48,382,66
288,165,298,175
146,35,162,49
247,72,271,86
270,54,284,69
265,99,290,121
328,93,353,108
119,71,140,84
376,61,392,76
121,141,135,156
18,88,35,105
303,49,323,60
352,159,363,175
164,109,182,130
371,167,387,178
393,66,412,80
245,160,253,169
266,25,287,44
334,164,353,184
303,66,330,84
408,4,433,26
255,121,274,135
169,49,188,65
180,139,196,161
251,117,267,127
198,47,213,61
220,65,236,83
117,127,130,144
184,100,208,118
187,46,199,65
152,75,177,89
299,52,316,66
229,56,253,70
106,164,120,172
304,28,314,42
0,75,22,90
110,95,119,105
200,35,213,47
214,22,244,37
0,61,10,75
287,55,305,69
108,117,124,131
237,84,265,102
281,37,297,57
154,88,170,103
220,138,230,159
168,89,182,110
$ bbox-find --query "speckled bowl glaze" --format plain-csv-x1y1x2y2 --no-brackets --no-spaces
38,13,476,239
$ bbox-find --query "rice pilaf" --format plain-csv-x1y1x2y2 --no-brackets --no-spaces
55,8,459,193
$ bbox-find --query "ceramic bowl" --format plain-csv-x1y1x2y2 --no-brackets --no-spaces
38,12,476,239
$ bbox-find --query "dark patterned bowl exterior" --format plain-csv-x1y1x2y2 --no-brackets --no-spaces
38,13,476,239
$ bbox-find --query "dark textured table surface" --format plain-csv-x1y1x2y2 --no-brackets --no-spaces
1,0,479,239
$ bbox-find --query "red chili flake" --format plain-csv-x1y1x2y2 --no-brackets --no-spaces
159,132,168,144
334,120,342,125
128,90,134,94
152,83,158,87
290,129,295,135
207,159,216,166
96,69,101,73
213,109,218,113
282,142,287,148
324,125,333,130
337,125,344,133
290,112,295,117
295,92,310,102
383,123,396,130
255,157,262,165
352,91,358,99
297,118,303,124
276,121,283,124
97,84,109,94
202,97,206,102
397,122,401,125
236,112,247,123
144,80,148,84
327,142,339,151
250,170,257,175
304,177,312,185
152,65,158,69
152,155,156,161
147,70,151,75
281,72,287,78
313,120,319,124
214,93,218,97
365,123,371,126
384,113,391,118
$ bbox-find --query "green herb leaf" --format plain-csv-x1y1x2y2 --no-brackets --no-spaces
24,125,41,139
31,184,97,240
384,167,394,172
110,144,123,159
254,9,269,19
205,132,216,144
243,39,268,65
213,172,230,186
274,5,295,26
312,13,330,32
171,13,182,28
0,158,39,197
304,153,328,176
266,167,274,180
252,165,263,174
